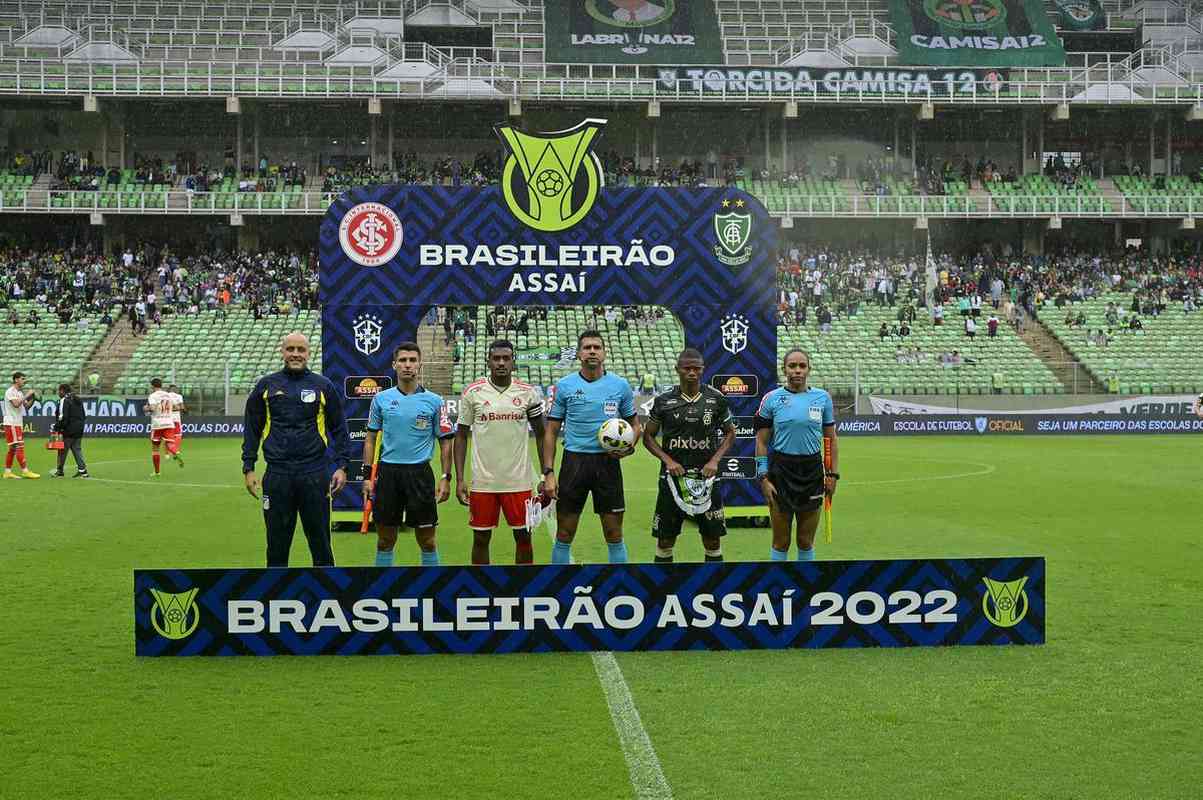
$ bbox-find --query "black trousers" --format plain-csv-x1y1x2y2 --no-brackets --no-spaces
56,436,87,471
262,469,333,567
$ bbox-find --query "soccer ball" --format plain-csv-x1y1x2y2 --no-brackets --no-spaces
597,418,635,452
534,169,564,197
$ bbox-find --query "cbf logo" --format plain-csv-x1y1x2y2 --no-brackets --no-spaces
495,118,605,232
714,198,753,266
720,314,749,355
982,576,1030,628
975,416,988,434
339,202,404,267
149,587,200,640
353,313,383,356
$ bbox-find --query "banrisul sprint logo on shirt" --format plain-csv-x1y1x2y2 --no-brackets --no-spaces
494,118,606,233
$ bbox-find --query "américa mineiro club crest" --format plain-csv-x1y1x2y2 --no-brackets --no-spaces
714,197,753,266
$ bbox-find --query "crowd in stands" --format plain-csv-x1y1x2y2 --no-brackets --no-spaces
0,243,319,333
773,243,1203,340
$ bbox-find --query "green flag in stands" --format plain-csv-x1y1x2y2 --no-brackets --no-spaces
891,0,1067,67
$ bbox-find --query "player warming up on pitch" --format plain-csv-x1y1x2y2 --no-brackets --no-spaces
4,371,39,479
145,378,183,476
754,349,839,561
168,383,187,458
641,348,736,563
542,331,640,564
362,342,454,567
454,339,547,565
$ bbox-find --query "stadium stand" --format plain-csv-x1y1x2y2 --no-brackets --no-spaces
0,300,110,397
449,305,683,395
114,307,322,398
778,305,1064,395
1044,292,1203,394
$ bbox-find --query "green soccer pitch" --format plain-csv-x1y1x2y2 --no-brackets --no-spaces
5,435,1200,799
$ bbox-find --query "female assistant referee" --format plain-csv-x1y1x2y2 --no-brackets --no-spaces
753,348,839,561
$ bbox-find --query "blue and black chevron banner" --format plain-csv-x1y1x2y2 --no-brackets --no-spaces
134,557,1045,656
320,184,779,512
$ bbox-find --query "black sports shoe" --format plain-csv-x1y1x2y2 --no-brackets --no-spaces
49,470,64,478
73,471,90,478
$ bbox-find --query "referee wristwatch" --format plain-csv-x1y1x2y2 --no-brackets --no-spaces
542,467,554,476
827,472,840,480
440,472,452,481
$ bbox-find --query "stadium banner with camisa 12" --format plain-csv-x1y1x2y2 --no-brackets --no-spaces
320,117,779,514
135,556,1044,656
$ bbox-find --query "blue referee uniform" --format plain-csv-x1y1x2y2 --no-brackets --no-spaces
366,385,454,567
243,367,351,567
547,370,635,564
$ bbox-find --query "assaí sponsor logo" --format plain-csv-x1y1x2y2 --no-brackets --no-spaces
667,436,711,450
345,375,393,399
712,374,758,397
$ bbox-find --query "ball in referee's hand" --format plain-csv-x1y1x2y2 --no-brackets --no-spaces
598,418,635,452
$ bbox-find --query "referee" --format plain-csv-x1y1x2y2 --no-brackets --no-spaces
542,330,640,564
361,342,453,567
242,332,351,567
753,348,839,562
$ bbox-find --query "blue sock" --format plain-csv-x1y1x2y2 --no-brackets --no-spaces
551,540,572,564
374,549,394,567
606,541,629,564
420,549,440,567
796,547,815,562
770,547,789,561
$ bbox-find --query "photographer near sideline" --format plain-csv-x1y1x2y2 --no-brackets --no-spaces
50,384,89,478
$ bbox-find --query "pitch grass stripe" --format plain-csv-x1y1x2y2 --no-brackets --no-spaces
591,651,674,800
541,527,674,799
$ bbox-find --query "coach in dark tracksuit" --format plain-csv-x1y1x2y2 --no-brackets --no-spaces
51,383,88,477
242,332,352,567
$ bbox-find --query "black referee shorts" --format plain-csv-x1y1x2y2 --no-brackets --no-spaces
373,462,438,528
557,451,625,516
767,452,824,514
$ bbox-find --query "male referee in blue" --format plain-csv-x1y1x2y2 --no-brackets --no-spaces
243,332,352,567
542,330,640,564
361,342,454,567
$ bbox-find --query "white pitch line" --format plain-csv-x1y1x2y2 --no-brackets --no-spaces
87,477,240,490
540,527,673,799
591,651,674,800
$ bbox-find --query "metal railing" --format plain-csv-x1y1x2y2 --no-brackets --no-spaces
0,57,1201,102
0,189,336,214
0,189,1198,219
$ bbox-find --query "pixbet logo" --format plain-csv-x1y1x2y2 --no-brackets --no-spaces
339,202,404,267
667,436,711,451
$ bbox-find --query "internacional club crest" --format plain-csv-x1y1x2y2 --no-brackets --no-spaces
720,314,749,355
353,313,384,356
149,587,200,640
982,576,1030,628
714,198,753,266
495,118,606,233
339,202,404,267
